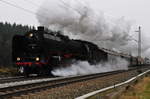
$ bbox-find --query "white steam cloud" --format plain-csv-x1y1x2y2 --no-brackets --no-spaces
52,58,128,76
36,0,149,76
37,0,132,50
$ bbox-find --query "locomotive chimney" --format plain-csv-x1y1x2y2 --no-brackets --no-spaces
37,26,44,39
38,26,44,31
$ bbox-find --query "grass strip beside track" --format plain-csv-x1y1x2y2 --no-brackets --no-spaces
0,67,17,76
119,76,150,99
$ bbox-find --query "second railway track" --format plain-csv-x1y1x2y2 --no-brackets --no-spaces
0,75,55,84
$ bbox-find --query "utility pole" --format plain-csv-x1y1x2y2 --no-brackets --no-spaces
135,26,142,58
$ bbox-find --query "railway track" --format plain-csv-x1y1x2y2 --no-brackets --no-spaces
0,67,149,99
0,75,55,84
0,76,23,84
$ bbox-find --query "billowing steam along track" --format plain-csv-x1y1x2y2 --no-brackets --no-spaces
0,66,149,99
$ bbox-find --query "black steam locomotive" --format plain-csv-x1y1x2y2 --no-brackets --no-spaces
12,26,146,76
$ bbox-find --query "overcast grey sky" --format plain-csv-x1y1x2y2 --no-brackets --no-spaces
0,0,150,34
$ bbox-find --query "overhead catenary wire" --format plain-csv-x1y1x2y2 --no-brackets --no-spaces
0,0,36,14
59,0,99,24
0,0,49,20
23,0,82,22
23,0,41,8
0,0,97,24
24,0,81,17
23,0,50,13
59,0,83,15
24,0,76,18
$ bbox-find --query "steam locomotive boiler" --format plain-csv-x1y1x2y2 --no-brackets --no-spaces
12,26,108,76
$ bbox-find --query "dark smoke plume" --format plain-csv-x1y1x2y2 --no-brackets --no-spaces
36,0,149,76
37,0,132,50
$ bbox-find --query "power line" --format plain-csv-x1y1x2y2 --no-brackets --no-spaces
59,0,98,23
0,0,36,15
24,0,79,21
0,0,103,29
59,0,82,15
23,0,51,17
24,0,77,17
23,0,49,12
23,0,40,8
0,0,48,20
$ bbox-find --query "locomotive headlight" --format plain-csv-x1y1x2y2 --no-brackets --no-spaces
36,57,40,61
17,57,21,61
29,33,33,37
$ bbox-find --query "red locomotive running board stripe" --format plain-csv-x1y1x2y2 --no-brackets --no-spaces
16,62,47,66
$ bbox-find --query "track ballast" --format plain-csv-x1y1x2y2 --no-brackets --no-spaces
0,66,149,99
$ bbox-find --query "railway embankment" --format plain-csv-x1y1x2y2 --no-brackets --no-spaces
7,66,150,99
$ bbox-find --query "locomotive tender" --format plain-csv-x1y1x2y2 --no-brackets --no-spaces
12,26,146,76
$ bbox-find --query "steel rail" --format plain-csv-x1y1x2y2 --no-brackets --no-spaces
0,66,149,99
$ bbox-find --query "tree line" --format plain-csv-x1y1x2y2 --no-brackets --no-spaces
0,22,34,67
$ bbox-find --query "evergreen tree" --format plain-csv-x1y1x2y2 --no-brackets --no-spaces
0,22,32,67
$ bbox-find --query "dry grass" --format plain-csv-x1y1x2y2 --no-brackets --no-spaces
0,67,17,76
119,77,150,99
